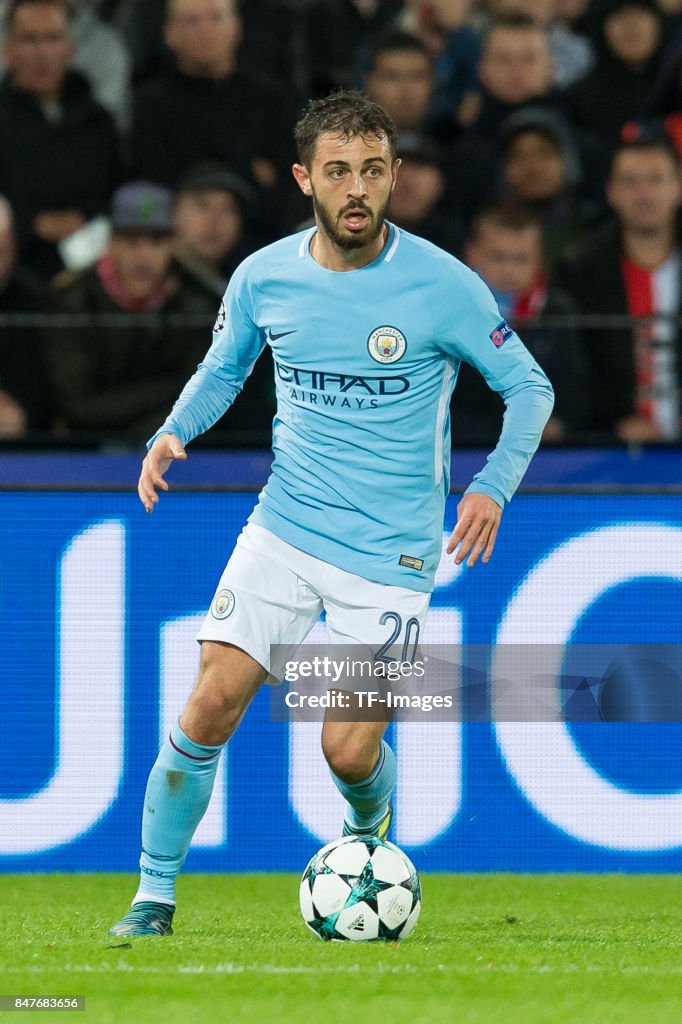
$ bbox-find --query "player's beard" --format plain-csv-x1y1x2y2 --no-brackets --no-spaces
311,189,391,251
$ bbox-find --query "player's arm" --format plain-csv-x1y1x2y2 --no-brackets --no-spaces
439,268,555,566
138,262,265,512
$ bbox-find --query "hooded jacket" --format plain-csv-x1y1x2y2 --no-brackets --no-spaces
569,0,666,141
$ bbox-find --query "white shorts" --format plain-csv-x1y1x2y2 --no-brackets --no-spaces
196,522,431,684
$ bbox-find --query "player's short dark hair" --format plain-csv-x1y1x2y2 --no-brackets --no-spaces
610,135,680,175
369,29,431,69
294,90,399,169
5,0,70,33
470,202,543,240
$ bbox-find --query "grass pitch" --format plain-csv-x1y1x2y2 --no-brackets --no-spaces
3,874,681,1024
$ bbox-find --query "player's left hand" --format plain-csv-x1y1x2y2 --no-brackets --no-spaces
446,493,503,568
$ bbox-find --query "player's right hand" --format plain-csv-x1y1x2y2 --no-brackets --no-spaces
138,433,187,513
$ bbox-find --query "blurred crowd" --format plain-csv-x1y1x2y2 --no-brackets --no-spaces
2,0,682,447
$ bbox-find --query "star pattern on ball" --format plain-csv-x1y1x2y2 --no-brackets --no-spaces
300,836,421,942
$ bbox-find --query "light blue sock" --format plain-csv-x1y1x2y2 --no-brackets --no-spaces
133,719,223,907
330,739,396,830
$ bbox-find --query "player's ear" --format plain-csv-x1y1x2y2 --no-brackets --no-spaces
292,163,313,196
390,158,402,192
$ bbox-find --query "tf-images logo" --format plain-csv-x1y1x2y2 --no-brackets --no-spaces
367,325,407,364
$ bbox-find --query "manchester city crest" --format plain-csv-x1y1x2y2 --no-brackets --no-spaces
213,300,227,334
367,325,407,364
211,588,235,620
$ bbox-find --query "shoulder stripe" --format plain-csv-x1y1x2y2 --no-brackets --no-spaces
299,228,315,259
385,224,401,263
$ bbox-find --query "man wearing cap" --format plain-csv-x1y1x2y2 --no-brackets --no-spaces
43,181,219,444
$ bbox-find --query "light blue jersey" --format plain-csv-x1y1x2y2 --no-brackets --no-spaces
149,224,554,592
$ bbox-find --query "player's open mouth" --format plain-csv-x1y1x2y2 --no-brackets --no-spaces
342,209,370,231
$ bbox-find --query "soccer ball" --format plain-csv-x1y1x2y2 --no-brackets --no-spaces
299,835,421,942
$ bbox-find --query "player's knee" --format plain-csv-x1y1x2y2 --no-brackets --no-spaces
194,674,244,727
185,655,250,741
321,732,377,783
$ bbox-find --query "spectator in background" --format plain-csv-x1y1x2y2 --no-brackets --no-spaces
365,31,438,148
112,0,172,81
569,0,665,143
0,194,49,436
0,0,132,128
498,106,596,267
173,163,264,297
131,0,291,196
452,203,588,443
555,0,592,29
393,0,481,141
459,14,557,134
637,37,682,155
116,0,297,94
485,0,594,87
557,137,682,442
236,0,299,96
0,193,40,307
0,0,120,280
44,182,219,443
303,0,403,98
61,0,130,129
388,138,463,253
444,15,562,228
553,0,596,63
172,163,276,442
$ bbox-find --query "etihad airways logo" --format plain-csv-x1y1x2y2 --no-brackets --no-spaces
275,360,410,408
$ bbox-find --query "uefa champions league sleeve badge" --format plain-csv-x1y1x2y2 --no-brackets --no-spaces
489,320,513,348
213,300,227,335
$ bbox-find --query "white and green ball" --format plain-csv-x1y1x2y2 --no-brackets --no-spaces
299,835,421,942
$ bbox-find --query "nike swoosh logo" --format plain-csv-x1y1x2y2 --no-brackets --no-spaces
267,328,297,342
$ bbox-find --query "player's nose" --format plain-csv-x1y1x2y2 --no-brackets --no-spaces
348,176,368,198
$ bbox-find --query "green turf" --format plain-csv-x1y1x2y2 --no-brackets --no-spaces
2,873,681,1024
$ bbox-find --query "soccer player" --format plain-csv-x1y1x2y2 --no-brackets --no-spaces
109,91,554,937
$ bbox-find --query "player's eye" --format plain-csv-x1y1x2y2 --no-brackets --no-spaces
329,169,345,179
